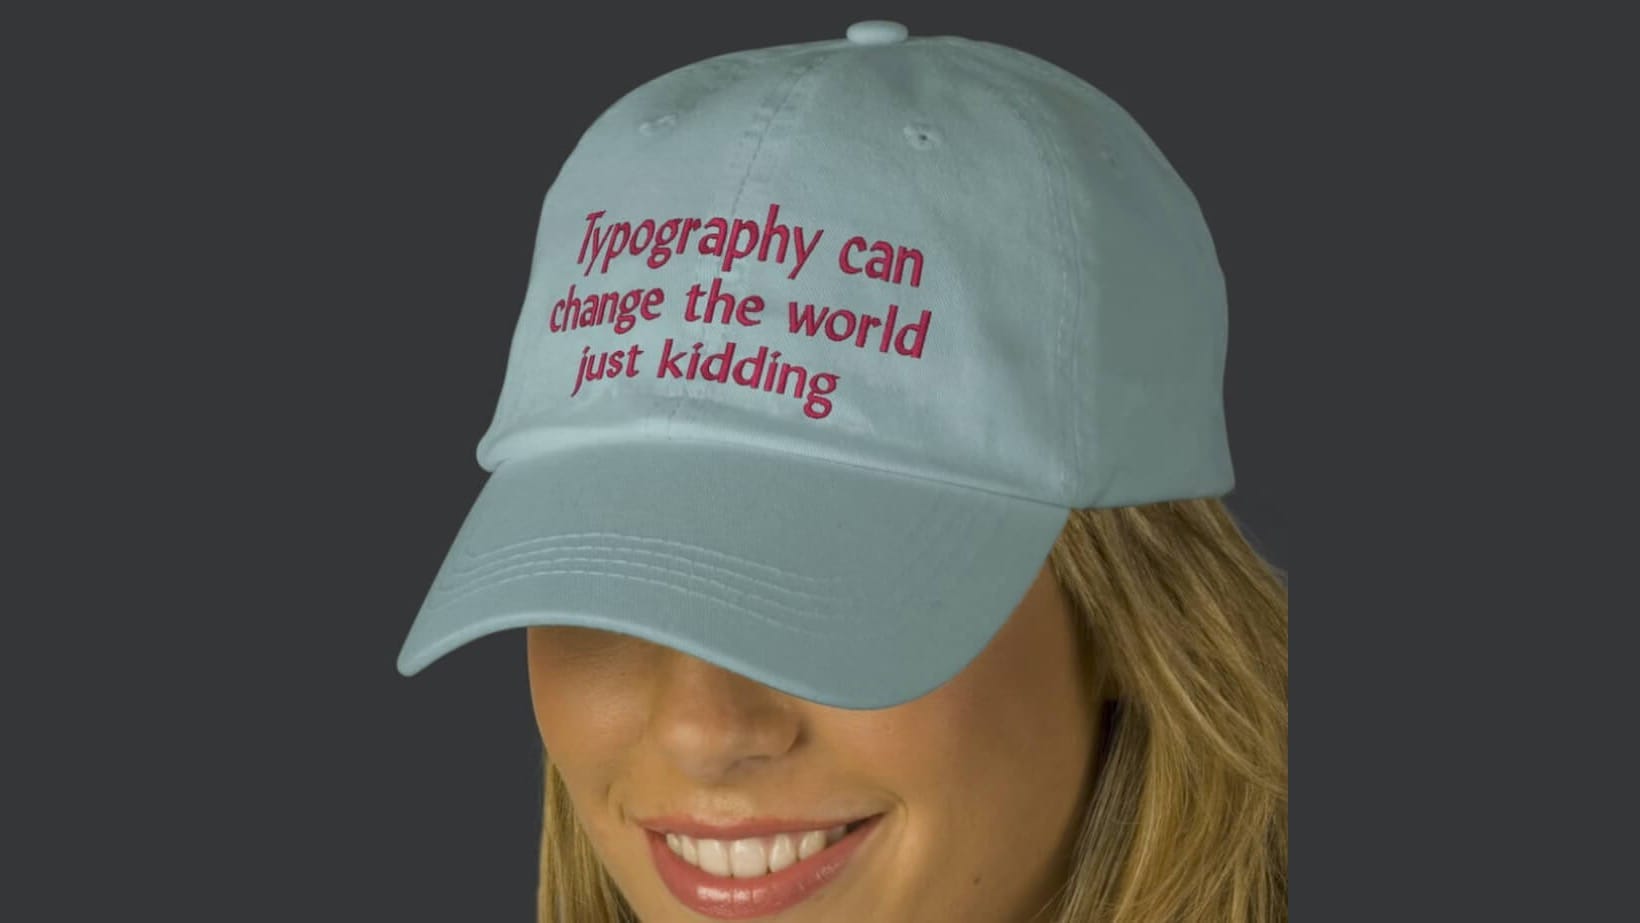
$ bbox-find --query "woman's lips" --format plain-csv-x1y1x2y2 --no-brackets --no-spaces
646,813,883,919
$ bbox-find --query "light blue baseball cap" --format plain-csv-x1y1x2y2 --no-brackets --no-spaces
396,20,1231,709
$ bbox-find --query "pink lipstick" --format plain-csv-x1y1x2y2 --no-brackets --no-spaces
645,814,883,919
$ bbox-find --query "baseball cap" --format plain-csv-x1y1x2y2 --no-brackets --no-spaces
395,20,1232,709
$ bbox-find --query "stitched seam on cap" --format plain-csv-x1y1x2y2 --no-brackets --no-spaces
951,43,1077,502
1014,76,1087,503
667,50,831,425
726,51,835,215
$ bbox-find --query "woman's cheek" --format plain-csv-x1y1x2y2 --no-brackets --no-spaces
528,629,654,756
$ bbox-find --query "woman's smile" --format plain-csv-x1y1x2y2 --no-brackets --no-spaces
641,813,888,918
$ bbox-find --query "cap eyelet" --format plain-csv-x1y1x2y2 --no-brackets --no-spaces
904,123,941,150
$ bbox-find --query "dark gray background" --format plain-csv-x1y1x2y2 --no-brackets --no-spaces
13,1,1622,921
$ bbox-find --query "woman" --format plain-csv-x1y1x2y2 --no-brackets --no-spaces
529,503,1286,922
398,20,1288,923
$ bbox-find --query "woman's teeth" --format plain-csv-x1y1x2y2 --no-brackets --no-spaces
665,825,849,878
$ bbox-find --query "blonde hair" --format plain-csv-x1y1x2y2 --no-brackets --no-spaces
534,497,1288,922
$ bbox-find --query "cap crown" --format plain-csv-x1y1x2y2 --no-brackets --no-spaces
477,32,1231,508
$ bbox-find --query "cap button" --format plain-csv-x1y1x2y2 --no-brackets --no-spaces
846,20,909,45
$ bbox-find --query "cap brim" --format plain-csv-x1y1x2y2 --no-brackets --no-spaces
397,440,1069,709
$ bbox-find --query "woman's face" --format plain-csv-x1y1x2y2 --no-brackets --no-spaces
526,561,1107,922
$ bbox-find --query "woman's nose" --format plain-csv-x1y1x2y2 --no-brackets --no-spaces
645,648,802,782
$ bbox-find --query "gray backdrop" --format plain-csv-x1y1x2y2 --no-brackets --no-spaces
13,1,1611,920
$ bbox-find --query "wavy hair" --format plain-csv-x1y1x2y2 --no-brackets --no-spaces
534,497,1288,922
